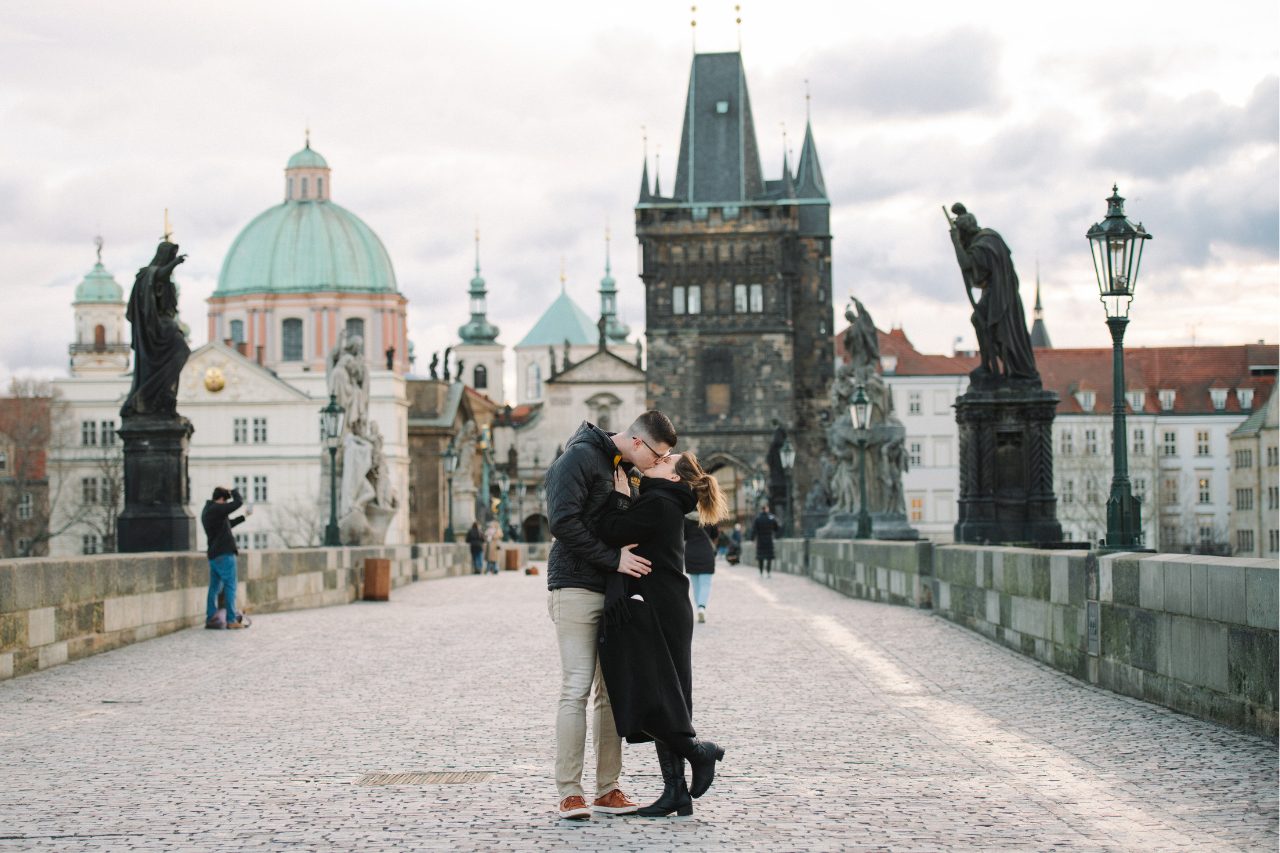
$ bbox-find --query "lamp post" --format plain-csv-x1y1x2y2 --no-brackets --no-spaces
514,481,527,541
442,439,458,542
850,383,872,539
1087,185,1152,551
320,394,345,546
478,425,492,522
779,435,796,537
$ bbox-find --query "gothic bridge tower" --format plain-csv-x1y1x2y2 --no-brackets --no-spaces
635,51,833,522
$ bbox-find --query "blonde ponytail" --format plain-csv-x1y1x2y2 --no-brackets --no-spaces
674,451,728,525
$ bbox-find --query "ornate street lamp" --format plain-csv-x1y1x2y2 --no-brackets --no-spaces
320,394,345,546
442,439,458,542
1087,185,1152,551
849,383,872,539
779,434,796,537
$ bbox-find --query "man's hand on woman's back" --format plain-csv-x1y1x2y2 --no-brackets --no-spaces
617,544,651,577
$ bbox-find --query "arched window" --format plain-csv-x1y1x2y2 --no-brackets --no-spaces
281,318,303,361
345,317,365,342
93,324,106,351
287,177,293,199
229,319,245,344
473,364,488,390
316,177,324,198
527,362,542,400
300,177,309,198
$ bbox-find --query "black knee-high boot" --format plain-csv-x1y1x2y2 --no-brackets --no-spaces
636,741,692,817
653,732,725,799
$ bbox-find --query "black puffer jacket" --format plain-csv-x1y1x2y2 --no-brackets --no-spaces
546,422,622,593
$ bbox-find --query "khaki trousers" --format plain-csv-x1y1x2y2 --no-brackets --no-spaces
547,588,622,799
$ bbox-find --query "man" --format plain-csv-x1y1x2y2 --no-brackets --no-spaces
201,487,251,629
752,505,780,578
545,410,677,820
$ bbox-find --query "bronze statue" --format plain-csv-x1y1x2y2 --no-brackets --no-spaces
842,296,879,375
947,203,1038,383
121,241,189,417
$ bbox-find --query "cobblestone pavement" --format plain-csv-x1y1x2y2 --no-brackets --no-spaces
1,563,1275,852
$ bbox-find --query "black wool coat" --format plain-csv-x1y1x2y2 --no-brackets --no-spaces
595,477,698,742
683,518,716,575
752,511,780,560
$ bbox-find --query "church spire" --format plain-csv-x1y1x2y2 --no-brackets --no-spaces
599,224,630,344
458,228,499,344
1029,262,1052,348
795,117,827,200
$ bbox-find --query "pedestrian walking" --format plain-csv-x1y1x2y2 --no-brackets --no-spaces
544,410,676,820
752,505,780,578
200,486,252,629
595,451,729,817
466,521,484,574
683,515,717,623
484,519,503,574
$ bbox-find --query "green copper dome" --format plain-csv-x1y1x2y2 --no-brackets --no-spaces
516,290,598,348
215,201,397,295
74,261,123,303
286,143,328,169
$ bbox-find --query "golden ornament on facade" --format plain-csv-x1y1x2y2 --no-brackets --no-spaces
204,366,226,392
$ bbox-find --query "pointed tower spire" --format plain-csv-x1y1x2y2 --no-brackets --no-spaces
795,110,828,200
639,126,652,202
1029,261,1052,348
780,123,796,198
599,224,630,344
458,227,499,344
653,146,662,197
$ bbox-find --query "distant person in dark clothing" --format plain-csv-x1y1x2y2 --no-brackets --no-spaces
595,451,729,817
752,506,780,578
683,516,717,623
466,522,484,573
201,487,251,629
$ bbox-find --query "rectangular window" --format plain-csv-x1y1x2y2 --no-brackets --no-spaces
1060,430,1074,456
1162,431,1177,457
1270,447,1279,467
100,420,116,446
1198,520,1214,549
1237,529,1254,553
100,479,114,506
703,349,732,416
253,532,269,550
233,475,248,497
909,495,925,522
1162,476,1178,505
1085,477,1100,504
1127,390,1145,411
230,318,245,344
1158,389,1176,411
1234,448,1252,468
253,475,269,503
16,537,30,554
1209,388,1227,410
81,421,97,446
1085,429,1098,455
1236,488,1254,511
234,533,247,550
907,392,921,415
1133,477,1147,502
1162,525,1180,549
253,417,268,444
749,283,763,312
0,450,6,472
733,284,748,313
1196,431,1210,457
82,477,98,505
281,318,304,361
686,285,702,315
17,492,32,520
1239,388,1255,410
672,285,686,315
1270,529,1279,553
82,533,100,555
908,441,922,467
1270,486,1279,510
1132,429,1146,456
234,418,248,444
1061,479,1074,504
1197,476,1211,504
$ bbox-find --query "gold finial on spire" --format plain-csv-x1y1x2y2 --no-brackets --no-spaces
94,234,104,264
162,208,173,242
735,4,742,51
560,256,566,292
305,123,311,149
805,78,811,120
690,5,697,51
641,124,647,158
474,220,482,276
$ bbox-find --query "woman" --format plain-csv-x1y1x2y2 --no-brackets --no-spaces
483,519,503,575
752,505,780,578
684,515,717,623
465,521,484,574
595,451,728,818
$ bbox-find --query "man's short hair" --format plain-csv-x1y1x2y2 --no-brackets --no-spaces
627,410,677,449
212,487,231,501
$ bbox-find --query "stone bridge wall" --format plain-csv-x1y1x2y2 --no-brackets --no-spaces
0,542,550,683
741,539,1277,736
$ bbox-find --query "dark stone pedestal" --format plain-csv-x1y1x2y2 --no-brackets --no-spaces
954,384,1063,546
815,511,920,541
116,416,196,553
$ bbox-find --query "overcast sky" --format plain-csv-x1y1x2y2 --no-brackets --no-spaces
1,0,1276,392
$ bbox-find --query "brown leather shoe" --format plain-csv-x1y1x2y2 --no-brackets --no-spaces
592,788,639,815
558,795,591,820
